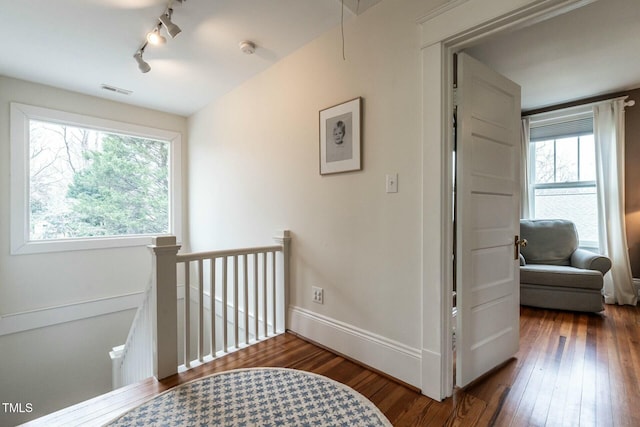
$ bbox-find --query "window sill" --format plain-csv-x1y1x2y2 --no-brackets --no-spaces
10,234,174,255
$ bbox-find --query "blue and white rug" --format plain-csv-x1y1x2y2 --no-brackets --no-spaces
104,367,392,427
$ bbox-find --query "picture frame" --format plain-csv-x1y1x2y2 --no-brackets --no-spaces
319,97,362,175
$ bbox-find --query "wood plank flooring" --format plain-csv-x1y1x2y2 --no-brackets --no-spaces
23,304,640,426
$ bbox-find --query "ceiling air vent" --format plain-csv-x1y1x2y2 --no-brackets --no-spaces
100,84,132,96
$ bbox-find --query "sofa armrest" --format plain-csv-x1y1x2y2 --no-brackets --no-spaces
571,249,612,275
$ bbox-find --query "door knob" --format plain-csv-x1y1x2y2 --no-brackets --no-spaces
514,236,527,259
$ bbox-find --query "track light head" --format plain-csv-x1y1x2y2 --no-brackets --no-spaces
159,9,181,38
146,27,166,45
134,51,151,73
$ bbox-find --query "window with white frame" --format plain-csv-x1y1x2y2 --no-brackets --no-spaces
529,108,598,248
10,103,182,254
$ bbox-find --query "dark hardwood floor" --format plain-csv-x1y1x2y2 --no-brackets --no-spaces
23,304,640,426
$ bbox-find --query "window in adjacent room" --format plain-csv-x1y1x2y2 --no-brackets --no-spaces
528,107,598,249
10,103,182,254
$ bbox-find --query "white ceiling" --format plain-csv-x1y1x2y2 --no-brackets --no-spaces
0,0,380,116
3,0,638,117
466,0,640,111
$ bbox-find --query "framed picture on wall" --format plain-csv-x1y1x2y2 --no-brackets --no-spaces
319,97,362,175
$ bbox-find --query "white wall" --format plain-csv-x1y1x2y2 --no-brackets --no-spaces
0,311,136,426
0,76,188,425
188,0,443,387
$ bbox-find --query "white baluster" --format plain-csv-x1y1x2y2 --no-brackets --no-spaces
222,256,228,352
184,262,191,368
271,251,276,335
253,253,258,342
243,254,249,346
210,257,216,357
262,251,267,338
198,259,204,362
233,255,238,348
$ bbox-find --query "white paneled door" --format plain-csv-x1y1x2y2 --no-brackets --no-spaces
455,52,522,387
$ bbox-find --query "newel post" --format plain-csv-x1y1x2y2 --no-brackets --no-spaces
149,235,181,380
273,230,291,331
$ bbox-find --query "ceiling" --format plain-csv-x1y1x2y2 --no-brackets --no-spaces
2,0,638,117
466,0,640,111
0,0,380,116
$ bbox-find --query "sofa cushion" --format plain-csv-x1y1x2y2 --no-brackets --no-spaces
520,219,578,266
520,264,603,291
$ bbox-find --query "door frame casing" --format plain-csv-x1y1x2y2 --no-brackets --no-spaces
418,0,600,401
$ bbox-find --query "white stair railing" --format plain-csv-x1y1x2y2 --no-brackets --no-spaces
177,236,290,369
156,230,290,376
109,283,153,389
113,230,291,385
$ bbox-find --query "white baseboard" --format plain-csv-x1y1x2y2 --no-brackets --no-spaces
420,348,444,400
0,292,143,337
288,305,422,389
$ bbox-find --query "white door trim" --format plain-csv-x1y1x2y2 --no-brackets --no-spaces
418,0,600,401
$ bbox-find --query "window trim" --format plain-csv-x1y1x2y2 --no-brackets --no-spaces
10,102,183,255
533,180,595,190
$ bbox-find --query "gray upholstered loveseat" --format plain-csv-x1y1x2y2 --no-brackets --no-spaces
519,219,611,312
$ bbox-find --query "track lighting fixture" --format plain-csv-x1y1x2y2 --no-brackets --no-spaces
146,26,166,45
159,8,181,39
132,0,186,73
134,49,151,73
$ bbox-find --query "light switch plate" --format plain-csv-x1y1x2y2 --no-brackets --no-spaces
386,173,398,193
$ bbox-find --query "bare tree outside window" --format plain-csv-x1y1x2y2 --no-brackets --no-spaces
29,120,169,240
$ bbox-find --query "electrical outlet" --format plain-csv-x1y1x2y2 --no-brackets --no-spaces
312,286,324,304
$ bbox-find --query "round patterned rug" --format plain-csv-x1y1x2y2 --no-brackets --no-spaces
104,367,392,426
